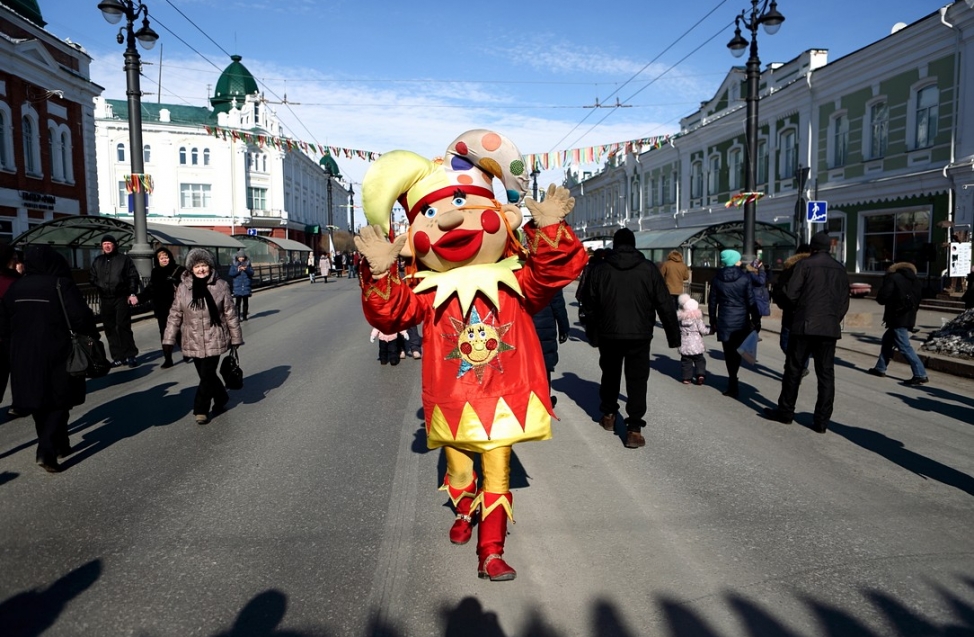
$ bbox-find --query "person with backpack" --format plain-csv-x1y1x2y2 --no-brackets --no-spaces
867,261,928,385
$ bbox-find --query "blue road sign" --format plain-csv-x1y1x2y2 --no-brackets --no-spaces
807,201,828,223
247,228,258,236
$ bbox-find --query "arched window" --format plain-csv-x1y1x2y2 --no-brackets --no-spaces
261,155,267,172
0,110,7,168
630,175,640,214
914,85,939,149
728,148,742,191
22,116,36,174
690,160,703,199
143,144,151,163
116,142,126,162
61,132,72,182
49,125,62,180
179,147,187,165
203,148,210,166
191,148,199,165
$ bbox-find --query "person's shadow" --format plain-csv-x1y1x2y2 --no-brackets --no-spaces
229,366,291,405
210,589,323,637
0,559,102,637
552,372,602,421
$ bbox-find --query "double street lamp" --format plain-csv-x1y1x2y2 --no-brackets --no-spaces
97,0,159,278
727,0,784,261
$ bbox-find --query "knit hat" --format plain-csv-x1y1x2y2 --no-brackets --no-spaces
720,249,742,267
185,247,216,270
677,293,691,309
810,231,831,252
235,248,248,260
613,227,636,247
682,298,699,312
102,234,118,246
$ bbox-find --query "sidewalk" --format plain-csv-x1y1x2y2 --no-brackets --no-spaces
760,297,974,379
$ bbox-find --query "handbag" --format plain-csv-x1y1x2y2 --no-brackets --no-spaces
57,281,111,378
220,347,243,390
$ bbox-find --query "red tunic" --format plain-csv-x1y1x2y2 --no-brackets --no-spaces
361,222,587,453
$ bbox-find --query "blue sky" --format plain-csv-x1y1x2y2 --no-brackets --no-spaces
38,0,950,225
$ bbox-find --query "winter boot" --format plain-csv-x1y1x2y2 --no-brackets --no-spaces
443,475,478,545
476,492,516,581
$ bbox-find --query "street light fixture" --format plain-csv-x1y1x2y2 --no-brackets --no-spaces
530,163,540,202
727,0,784,261
98,0,159,278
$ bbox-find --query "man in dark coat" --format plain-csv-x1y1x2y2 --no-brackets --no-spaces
867,261,928,384
531,288,570,406
1,245,98,472
763,231,849,433
578,228,680,449
771,244,811,372
89,234,140,367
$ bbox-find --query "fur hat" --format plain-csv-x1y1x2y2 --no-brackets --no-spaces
810,231,831,252
682,298,699,313
185,248,216,270
720,249,742,268
613,227,636,247
677,293,691,308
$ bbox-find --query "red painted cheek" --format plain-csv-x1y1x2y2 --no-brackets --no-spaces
413,231,431,255
486,339,498,351
460,342,473,355
480,211,501,234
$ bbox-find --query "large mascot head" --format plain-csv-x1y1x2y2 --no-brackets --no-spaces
361,130,530,272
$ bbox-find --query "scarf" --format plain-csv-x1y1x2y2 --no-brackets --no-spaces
190,274,223,325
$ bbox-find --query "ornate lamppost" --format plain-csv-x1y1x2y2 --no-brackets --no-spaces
727,0,784,260
97,0,159,278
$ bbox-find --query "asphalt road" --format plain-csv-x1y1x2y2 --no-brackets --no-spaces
1,277,972,637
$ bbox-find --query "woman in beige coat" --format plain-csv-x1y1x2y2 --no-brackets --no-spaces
163,248,243,424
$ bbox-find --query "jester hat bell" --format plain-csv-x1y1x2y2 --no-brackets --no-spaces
362,130,530,235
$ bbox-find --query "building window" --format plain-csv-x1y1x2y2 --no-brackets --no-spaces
779,129,797,180
23,116,37,174
0,220,13,244
180,183,212,209
0,109,7,168
643,180,653,212
261,155,267,172
203,148,210,166
118,180,127,207
247,187,267,210
831,113,848,168
868,101,888,159
862,209,930,273
143,144,151,163
116,142,125,162
757,139,768,185
48,126,60,180
660,173,672,205
630,176,640,214
179,147,187,165
61,132,72,182
708,155,720,196
246,153,252,170
915,85,938,149
728,148,742,191
690,161,702,199
191,148,199,165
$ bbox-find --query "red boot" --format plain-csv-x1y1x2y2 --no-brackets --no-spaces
477,492,516,581
443,475,478,545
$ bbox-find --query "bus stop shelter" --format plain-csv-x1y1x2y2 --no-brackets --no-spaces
634,220,798,269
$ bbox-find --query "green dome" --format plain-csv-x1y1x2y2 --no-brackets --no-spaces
319,154,341,178
211,55,259,114
9,0,45,26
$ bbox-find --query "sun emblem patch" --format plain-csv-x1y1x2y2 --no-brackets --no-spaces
444,306,515,382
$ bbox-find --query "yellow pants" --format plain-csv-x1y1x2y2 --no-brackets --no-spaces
444,445,511,494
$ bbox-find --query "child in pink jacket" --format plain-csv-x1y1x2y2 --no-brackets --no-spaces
677,294,710,385
370,327,408,366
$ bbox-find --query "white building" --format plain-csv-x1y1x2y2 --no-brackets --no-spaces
93,55,351,251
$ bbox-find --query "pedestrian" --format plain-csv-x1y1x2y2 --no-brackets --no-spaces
356,130,587,581
576,248,608,340
89,234,140,367
531,288,570,406
334,251,345,278
351,251,361,279
307,252,316,284
228,249,254,321
1,245,98,472
963,265,974,310
578,227,681,449
318,252,331,284
745,257,772,329
162,249,243,425
0,244,27,419
133,247,185,368
867,261,928,385
676,294,709,385
771,244,812,376
658,249,690,308
370,326,407,365
762,231,850,433
346,251,355,278
707,249,760,398
402,325,423,360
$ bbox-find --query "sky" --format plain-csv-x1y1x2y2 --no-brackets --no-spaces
35,0,952,227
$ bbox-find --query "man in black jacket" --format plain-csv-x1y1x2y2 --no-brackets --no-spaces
763,231,849,433
867,261,928,385
579,228,680,449
89,235,140,368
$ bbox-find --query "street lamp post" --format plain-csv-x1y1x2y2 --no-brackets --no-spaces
727,0,784,261
530,164,540,202
98,0,159,278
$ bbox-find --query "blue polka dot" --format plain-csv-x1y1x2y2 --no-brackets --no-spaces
450,156,475,171
506,189,521,203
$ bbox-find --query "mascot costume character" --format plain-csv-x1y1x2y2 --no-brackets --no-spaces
355,129,587,581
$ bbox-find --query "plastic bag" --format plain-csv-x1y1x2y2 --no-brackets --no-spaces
737,330,759,365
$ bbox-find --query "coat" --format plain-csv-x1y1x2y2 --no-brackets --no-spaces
89,250,140,298
1,249,96,411
876,262,922,329
579,245,680,347
531,288,569,372
771,252,809,329
965,272,974,309
229,258,254,297
162,270,243,358
782,251,850,338
658,251,690,296
677,309,709,356
708,266,757,342
746,264,772,317
137,250,185,320
319,256,330,276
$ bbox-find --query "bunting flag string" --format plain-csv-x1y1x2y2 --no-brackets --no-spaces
124,173,153,194
725,192,765,208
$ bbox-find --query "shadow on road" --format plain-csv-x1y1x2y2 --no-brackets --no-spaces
230,365,291,405
0,559,102,637
888,386,974,426
0,470,17,486
248,309,281,320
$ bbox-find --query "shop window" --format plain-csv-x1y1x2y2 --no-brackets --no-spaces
862,209,931,273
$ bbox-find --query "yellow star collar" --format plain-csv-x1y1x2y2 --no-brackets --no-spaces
410,256,523,314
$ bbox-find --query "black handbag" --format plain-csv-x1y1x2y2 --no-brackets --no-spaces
57,281,111,378
220,347,243,390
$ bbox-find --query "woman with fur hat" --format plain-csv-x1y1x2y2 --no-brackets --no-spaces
677,294,710,385
163,249,243,424
135,247,186,367
356,129,587,581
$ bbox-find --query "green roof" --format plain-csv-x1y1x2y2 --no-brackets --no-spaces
106,99,215,126
319,154,341,178
211,55,259,114
8,0,44,26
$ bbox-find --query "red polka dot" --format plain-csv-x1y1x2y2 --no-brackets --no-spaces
481,133,502,151
481,211,500,234
457,174,473,185
455,141,469,155
413,231,431,255
486,339,498,351
460,342,473,355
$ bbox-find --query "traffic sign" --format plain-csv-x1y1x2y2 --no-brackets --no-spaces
246,228,258,236
807,201,828,223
